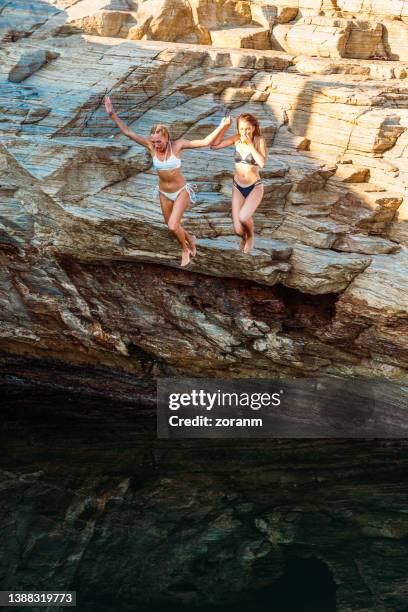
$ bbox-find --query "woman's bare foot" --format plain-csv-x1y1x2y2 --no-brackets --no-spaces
239,236,246,251
243,235,254,254
188,234,197,257
180,249,191,267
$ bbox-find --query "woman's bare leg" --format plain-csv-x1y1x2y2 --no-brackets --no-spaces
238,184,264,254
185,229,196,257
160,192,196,258
167,189,192,266
231,184,246,250
160,192,173,225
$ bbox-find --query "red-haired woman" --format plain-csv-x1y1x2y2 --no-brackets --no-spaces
104,96,232,266
211,113,267,253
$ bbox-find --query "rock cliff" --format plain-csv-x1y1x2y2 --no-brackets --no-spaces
2,6,408,611
0,0,408,383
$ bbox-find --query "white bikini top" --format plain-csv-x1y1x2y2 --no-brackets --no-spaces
152,141,181,171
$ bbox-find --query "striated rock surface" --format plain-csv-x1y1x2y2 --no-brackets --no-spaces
31,0,408,59
0,1,407,384
8,48,60,82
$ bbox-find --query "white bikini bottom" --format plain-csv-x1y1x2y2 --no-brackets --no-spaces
154,182,197,203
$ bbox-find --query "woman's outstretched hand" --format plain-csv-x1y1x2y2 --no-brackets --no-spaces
220,115,232,128
104,96,114,116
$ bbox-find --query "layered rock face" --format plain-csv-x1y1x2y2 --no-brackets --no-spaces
0,1,408,383
25,0,408,58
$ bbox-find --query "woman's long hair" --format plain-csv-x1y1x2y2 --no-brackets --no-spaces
150,123,170,141
237,113,261,137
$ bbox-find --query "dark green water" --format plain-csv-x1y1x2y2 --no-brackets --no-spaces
1,386,406,612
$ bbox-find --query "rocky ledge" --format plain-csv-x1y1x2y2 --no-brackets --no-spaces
0,1,408,384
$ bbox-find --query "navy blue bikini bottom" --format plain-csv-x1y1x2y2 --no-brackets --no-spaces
233,178,263,198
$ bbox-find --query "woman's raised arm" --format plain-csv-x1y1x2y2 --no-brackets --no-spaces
210,134,239,150
178,116,233,150
104,96,151,150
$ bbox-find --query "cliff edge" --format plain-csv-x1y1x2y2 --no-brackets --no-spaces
0,0,408,382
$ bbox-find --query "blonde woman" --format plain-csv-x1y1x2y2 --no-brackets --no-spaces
211,113,267,253
105,96,232,266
